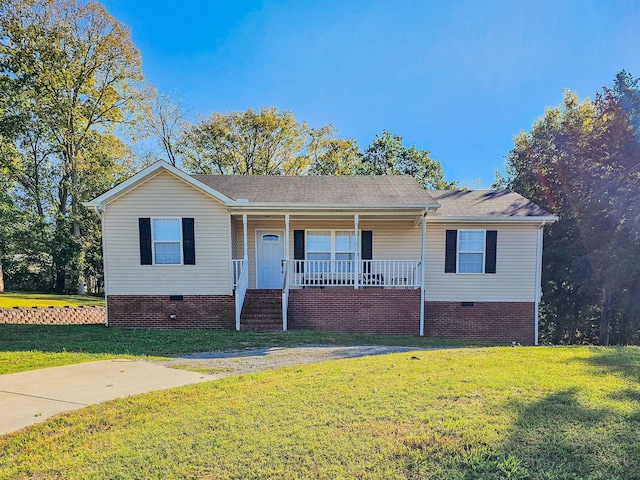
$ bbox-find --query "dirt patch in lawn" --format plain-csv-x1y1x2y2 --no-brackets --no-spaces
153,345,431,377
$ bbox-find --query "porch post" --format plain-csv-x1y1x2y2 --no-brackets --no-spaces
284,214,290,261
419,212,426,336
354,214,359,289
283,214,290,331
242,214,248,262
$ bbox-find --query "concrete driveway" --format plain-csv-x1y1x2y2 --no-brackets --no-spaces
0,359,214,436
1,345,428,436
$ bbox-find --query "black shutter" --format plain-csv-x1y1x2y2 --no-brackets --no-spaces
361,230,373,273
485,230,497,274
182,218,196,265
294,230,305,273
445,230,457,273
139,218,152,265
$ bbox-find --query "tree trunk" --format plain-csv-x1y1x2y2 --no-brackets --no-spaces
598,289,613,346
0,260,4,292
55,267,66,293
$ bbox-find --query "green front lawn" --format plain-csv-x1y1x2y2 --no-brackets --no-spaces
0,324,464,374
1,346,639,479
0,292,105,308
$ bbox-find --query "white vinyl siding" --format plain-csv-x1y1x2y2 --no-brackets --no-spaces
103,171,232,295
425,223,538,302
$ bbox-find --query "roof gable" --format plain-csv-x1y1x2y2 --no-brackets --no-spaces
84,161,233,209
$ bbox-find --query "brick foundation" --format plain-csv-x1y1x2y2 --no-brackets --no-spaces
288,288,421,335
107,295,235,329
0,306,105,325
103,293,536,343
424,301,535,344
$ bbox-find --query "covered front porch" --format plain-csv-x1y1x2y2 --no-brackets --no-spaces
229,210,429,334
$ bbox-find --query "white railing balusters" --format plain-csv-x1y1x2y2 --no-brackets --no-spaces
235,259,248,331
232,259,244,287
288,259,421,288
282,260,290,331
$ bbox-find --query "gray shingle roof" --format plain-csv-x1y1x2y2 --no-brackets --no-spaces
192,174,439,206
191,174,553,218
428,190,553,217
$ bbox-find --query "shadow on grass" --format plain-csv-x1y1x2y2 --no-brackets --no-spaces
0,324,467,356
582,346,640,385
496,348,640,479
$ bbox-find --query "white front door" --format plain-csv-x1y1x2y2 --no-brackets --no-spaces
257,231,284,289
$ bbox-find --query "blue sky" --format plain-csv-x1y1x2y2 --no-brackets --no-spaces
102,0,640,187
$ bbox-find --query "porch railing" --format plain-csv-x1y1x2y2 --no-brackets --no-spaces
282,261,290,331
234,258,248,330
289,260,421,288
232,259,245,288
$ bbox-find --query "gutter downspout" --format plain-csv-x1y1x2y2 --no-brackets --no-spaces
534,220,547,345
419,211,427,336
91,204,108,327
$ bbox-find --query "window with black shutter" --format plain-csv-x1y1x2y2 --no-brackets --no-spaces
139,217,196,265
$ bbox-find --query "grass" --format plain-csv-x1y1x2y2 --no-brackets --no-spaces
0,324,464,374
0,292,105,308
1,346,639,479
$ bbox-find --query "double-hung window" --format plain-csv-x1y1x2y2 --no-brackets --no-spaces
306,230,357,273
152,218,182,265
335,231,357,272
139,217,196,266
458,230,485,273
306,231,331,273
445,229,497,274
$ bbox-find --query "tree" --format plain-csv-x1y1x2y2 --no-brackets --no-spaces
180,107,315,175
306,125,361,176
136,85,186,166
0,0,143,292
360,131,455,189
503,74,640,345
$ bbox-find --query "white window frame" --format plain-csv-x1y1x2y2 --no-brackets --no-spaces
306,230,358,272
151,217,183,265
457,229,485,274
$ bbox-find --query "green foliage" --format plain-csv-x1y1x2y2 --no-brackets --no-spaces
0,346,639,479
361,130,455,189
0,0,143,293
180,107,313,175
504,72,640,345
180,112,456,192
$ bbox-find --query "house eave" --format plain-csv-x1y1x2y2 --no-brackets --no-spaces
426,215,558,224
228,203,440,215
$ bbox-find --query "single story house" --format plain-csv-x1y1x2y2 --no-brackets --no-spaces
85,161,557,344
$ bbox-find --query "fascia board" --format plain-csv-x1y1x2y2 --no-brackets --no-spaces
426,215,558,224
228,202,440,213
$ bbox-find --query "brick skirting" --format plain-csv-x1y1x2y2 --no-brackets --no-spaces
104,293,535,343
107,295,235,329
0,306,105,325
424,301,535,344
288,288,421,335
